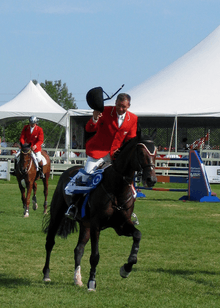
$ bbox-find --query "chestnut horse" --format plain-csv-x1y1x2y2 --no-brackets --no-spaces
16,143,51,218
42,134,157,291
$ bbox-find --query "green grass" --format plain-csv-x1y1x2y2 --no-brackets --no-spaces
1,178,220,307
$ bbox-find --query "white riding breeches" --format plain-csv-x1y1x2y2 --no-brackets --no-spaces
35,151,43,163
31,151,43,170
84,154,111,174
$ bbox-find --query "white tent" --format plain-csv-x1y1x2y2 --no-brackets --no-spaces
0,81,67,126
68,25,220,150
128,25,220,119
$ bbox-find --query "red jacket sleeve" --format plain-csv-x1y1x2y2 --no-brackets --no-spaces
19,125,28,144
85,117,99,132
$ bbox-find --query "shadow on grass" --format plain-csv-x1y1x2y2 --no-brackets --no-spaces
0,273,79,289
137,197,183,202
150,268,220,289
0,273,31,288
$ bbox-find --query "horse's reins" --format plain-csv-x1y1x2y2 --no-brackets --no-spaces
100,182,134,211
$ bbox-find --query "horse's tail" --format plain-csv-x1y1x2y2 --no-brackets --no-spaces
42,182,78,238
42,166,80,238
42,210,78,238
42,211,51,234
57,216,78,238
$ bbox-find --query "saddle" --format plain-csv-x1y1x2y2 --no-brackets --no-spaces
65,164,111,218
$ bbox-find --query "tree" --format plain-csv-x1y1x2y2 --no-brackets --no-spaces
33,80,77,110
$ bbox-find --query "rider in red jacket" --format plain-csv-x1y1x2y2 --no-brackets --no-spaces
65,92,138,218
85,105,137,160
19,116,45,178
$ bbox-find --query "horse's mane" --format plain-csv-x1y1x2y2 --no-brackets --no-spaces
113,137,138,171
138,135,155,154
113,132,156,172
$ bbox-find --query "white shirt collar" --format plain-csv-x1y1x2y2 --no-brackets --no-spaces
117,112,126,119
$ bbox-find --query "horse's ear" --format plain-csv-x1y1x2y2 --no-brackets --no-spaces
29,143,32,148
151,129,157,140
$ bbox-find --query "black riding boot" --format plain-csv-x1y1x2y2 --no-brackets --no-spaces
38,161,45,179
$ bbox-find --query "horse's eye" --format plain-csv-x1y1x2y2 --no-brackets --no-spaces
139,151,145,158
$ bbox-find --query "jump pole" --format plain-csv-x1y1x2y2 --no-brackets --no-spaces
136,150,220,202
180,150,220,202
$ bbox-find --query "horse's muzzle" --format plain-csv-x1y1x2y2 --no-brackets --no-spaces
142,168,157,187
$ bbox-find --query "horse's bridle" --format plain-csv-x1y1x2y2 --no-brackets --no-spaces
19,149,33,174
136,141,156,172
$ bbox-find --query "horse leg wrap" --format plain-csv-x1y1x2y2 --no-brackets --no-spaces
24,209,29,218
87,280,96,292
127,230,141,265
74,265,83,286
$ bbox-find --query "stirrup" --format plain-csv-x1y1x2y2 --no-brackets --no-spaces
131,212,139,225
65,204,78,220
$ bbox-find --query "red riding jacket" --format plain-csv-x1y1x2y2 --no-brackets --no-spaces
20,124,44,153
85,106,138,159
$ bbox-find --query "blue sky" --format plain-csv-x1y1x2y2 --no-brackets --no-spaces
0,0,220,109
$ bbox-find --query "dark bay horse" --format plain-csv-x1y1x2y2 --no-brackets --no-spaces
42,134,157,291
16,143,51,218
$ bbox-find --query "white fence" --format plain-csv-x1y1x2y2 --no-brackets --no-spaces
0,147,87,180
1,147,220,182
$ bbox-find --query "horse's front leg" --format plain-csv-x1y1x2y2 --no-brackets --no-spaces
74,223,90,286
18,181,26,210
120,223,142,278
32,181,38,211
24,182,33,217
87,226,100,291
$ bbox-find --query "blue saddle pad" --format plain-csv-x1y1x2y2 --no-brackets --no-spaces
66,168,104,218
73,168,104,194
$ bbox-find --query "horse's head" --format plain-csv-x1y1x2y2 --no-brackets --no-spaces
20,142,32,154
135,135,157,188
113,130,157,187
19,143,32,175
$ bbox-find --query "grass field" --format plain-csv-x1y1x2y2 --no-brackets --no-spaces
1,177,220,307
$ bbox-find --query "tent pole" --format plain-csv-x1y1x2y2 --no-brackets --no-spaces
65,112,70,164
175,115,178,152
168,117,176,155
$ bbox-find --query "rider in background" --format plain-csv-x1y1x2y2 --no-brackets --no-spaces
65,90,138,218
20,116,45,178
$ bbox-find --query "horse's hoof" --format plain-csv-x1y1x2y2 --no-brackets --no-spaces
43,277,51,282
87,280,96,292
120,265,131,278
24,211,29,218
